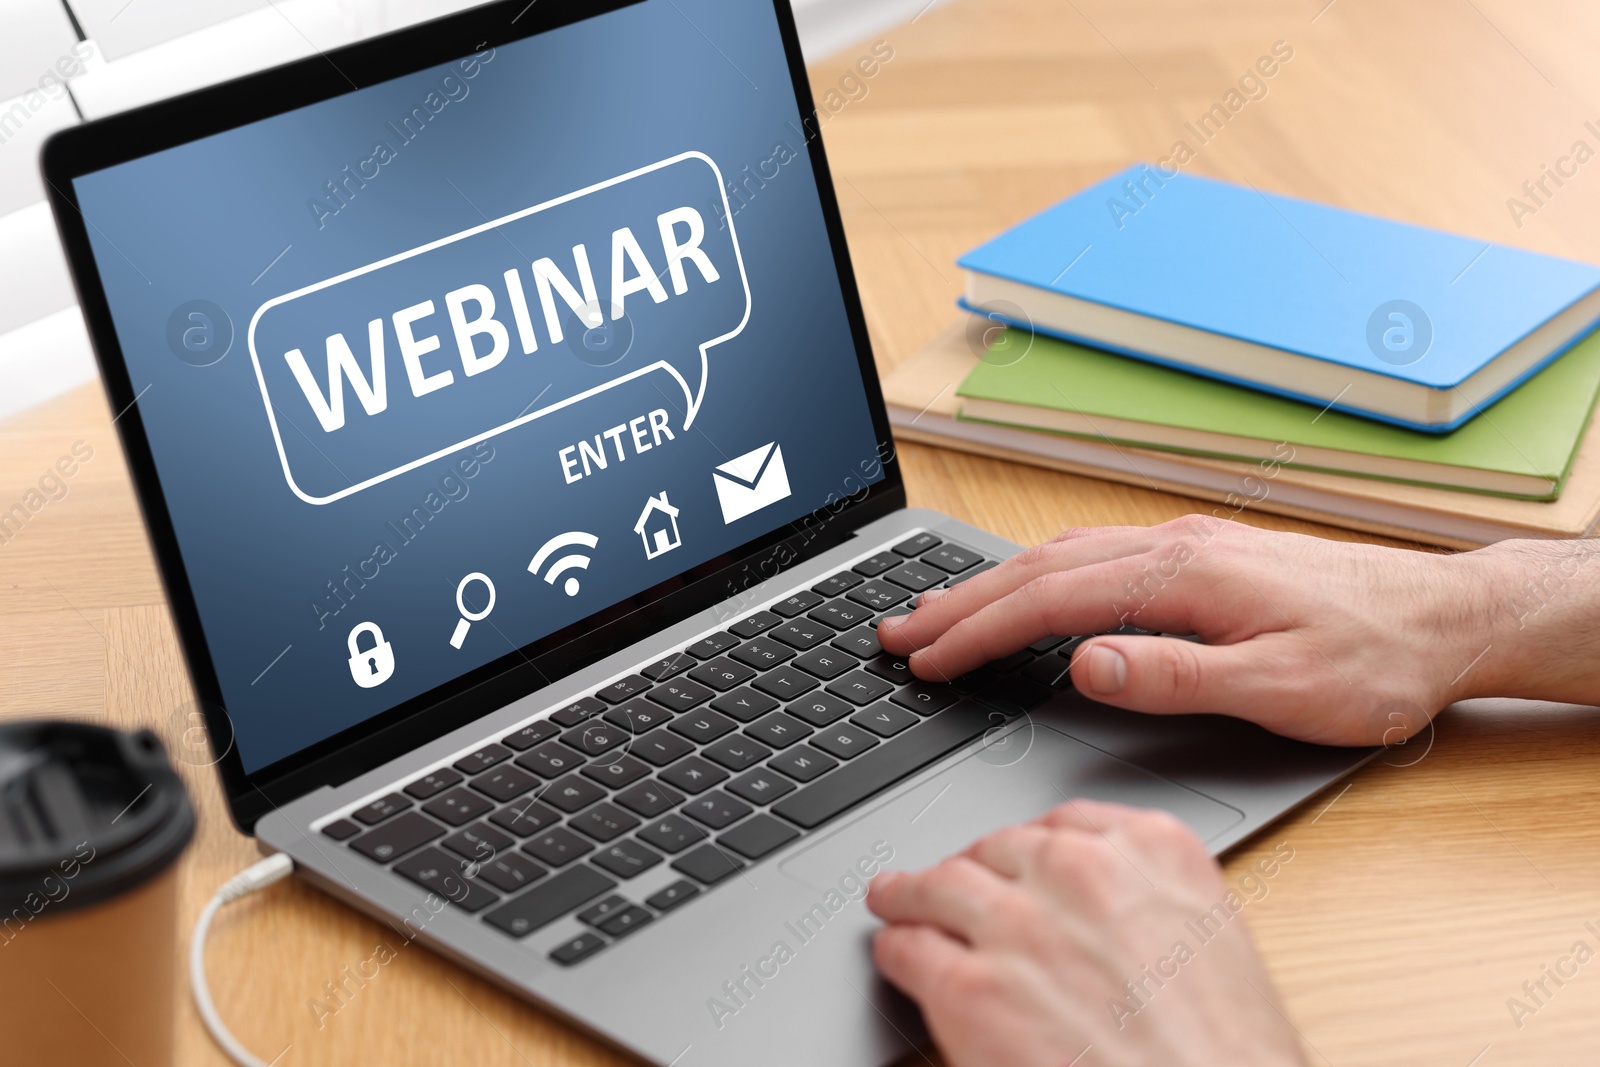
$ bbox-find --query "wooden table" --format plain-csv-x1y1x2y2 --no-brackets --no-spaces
6,1,1600,1063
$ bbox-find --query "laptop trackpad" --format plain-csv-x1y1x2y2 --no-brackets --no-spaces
777,721,1244,892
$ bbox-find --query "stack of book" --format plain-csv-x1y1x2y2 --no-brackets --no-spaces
883,165,1600,548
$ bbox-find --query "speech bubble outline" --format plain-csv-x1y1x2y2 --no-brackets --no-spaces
247,150,752,506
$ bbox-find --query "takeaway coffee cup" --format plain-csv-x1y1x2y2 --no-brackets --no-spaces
0,722,195,1066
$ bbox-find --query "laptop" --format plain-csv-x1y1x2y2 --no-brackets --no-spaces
42,2,1374,1063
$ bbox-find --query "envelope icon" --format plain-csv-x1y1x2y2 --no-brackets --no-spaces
713,442,792,524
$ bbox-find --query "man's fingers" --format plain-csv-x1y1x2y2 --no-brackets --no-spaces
877,528,1157,657
898,561,1219,682
871,923,971,1005
963,824,1055,880
1068,632,1311,723
866,858,1018,944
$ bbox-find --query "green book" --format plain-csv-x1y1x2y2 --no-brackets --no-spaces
956,327,1600,500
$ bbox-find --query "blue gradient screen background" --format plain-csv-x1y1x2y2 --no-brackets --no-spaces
73,0,885,772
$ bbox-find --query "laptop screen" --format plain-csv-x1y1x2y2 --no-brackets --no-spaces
68,1,889,774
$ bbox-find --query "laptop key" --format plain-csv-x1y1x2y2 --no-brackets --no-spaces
753,666,818,701
990,650,1033,675
772,701,995,829
454,744,511,775
670,709,737,744
703,735,773,772
882,561,945,593
851,701,920,738
632,728,695,767
473,853,548,894
1029,636,1067,654
500,721,560,752
728,611,781,639
672,844,745,885
726,769,797,806
1021,655,1074,690
545,774,607,813
350,812,444,863
577,895,632,926
597,905,654,938
516,740,587,780
615,780,686,819
570,802,641,843
648,678,716,712
892,681,959,715
682,790,753,830
641,652,696,681
482,865,616,938
809,600,874,630
847,581,910,612
393,849,499,913
471,764,539,803
353,793,411,826
921,543,984,574
404,768,464,800
744,711,812,749
766,745,837,783
709,686,779,723
659,755,730,794
592,839,664,879
788,692,854,728
423,788,494,827
811,724,880,761
550,932,608,965
832,625,881,659
852,552,900,577
792,647,856,680
811,571,863,597
523,826,596,866
864,656,913,685
637,813,707,854
973,677,1053,717
604,699,673,734
771,590,824,617
443,823,515,862
686,632,740,659
646,879,701,912
580,754,651,789
550,696,607,727
489,799,562,837
688,657,757,692
562,720,631,757
729,637,795,671
321,819,361,841
946,560,999,586
826,671,894,706
892,532,942,557
718,813,800,860
769,620,834,651
598,675,651,704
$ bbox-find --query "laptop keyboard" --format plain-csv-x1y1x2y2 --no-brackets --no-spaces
320,533,1088,966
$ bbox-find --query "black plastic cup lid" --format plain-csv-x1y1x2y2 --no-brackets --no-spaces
0,722,194,916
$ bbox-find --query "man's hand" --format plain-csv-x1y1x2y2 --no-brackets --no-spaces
878,517,1600,745
868,800,1307,1067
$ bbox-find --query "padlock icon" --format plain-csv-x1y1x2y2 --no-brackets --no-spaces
347,622,395,688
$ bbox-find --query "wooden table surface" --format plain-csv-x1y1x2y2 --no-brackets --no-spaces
6,0,1600,1063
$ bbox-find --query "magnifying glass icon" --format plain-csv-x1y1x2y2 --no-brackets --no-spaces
450,572,496,650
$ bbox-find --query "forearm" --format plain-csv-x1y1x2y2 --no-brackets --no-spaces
1458,539,1600,705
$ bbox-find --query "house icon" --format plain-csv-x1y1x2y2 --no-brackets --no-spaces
634,492,682,560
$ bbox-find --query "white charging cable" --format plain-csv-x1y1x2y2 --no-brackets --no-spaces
190,853,296,1067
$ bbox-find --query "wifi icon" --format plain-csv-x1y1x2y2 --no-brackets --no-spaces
528,532,600,596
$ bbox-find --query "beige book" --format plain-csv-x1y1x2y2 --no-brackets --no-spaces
883,324,1600,549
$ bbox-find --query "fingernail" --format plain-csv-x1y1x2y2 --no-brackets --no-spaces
877,614,906,632
1086,644,1127,694
918,588,948,608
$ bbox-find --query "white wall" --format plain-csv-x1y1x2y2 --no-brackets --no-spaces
0,0,929,424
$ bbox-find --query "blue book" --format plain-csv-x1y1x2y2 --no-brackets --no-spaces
958,165,1600,431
